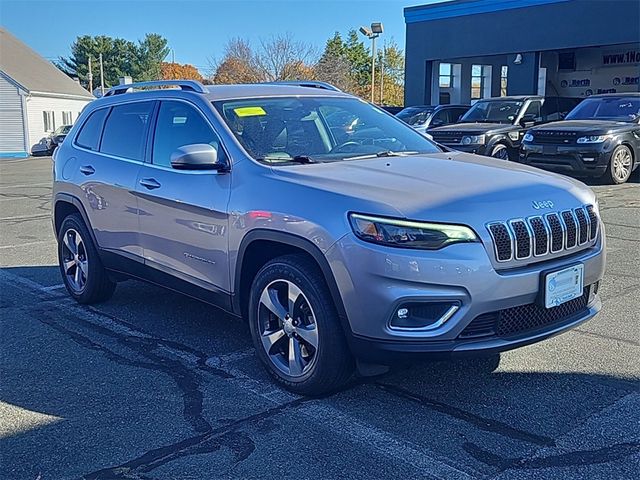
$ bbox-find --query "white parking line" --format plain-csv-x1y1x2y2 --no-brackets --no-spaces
0,240,55,250
0,213,51,221
0,182,51,189
39,284,65,292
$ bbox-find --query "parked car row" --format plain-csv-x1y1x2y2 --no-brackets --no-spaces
397,94,639,184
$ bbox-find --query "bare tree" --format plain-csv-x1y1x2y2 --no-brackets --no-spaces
210,38,264,84
210,34,317,84
255,34,318,81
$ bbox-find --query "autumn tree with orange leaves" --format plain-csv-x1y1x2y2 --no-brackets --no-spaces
161,62,204,81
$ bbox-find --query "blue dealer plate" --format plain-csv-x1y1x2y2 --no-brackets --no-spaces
545,264,584,309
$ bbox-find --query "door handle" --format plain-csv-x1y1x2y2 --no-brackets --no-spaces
80,165,95,175
139,178,161,190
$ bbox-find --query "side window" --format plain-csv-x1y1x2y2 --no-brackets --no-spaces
75,108,108,151
523,100,542,121
100,101,154,161
152,101,224,168
43,111,55,132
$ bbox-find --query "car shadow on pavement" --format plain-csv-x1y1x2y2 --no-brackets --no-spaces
2,265,639,479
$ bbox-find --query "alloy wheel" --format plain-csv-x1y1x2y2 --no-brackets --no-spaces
612,147,632,182
257,279,319,377
61,228,88,293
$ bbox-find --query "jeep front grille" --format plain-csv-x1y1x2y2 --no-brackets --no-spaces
486,205,598,263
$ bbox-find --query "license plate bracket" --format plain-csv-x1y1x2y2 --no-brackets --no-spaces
543,264,584,309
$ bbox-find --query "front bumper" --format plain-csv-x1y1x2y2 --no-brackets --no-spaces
440,143,489,155
327,233,605,362
519,142,614,177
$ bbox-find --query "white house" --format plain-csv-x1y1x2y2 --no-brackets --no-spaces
0,28,94,157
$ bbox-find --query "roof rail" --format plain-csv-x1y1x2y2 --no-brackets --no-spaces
103,80,207,97
263,80,342,92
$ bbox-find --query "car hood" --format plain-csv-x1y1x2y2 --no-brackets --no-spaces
429,122,517,135
530,120,636,134
272,152,595,225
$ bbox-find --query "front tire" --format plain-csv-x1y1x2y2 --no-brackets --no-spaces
604,145,633,184
490,143,510,160
248,254,354,396
58,213,116,304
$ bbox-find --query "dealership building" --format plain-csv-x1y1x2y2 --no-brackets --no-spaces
403,0,640,106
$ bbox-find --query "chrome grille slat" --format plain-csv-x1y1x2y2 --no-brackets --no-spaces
562,210,578,249
528,216,549,256
487,205,598,263
574,207,589,245
546,213,564,253
586,205,598,241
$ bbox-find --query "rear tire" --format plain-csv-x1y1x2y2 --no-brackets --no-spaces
248,254,354,396
58,213,116,304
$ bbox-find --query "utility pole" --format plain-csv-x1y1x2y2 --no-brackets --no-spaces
171,48,175,63
359,23,383,104
99,53,105,97
88,57,93,93
379,46,384,104
370,35,376,104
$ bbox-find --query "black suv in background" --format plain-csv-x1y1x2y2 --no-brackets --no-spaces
520,93,640,184
396,104,470,134
429,96,581,160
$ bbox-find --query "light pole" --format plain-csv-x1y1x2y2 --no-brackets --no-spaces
359,22,383,103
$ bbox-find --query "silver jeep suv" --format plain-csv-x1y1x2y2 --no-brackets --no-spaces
52,80,605,395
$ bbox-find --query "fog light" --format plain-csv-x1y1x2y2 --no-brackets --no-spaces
389,302,460,331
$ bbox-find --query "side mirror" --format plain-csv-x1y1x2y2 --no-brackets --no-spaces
519,114,536,128
170,143,226,171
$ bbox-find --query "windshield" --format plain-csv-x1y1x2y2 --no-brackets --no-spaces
460,100,524,124
565,96,640,122
213,96,441,164
54,125,72,135
396,106,434,126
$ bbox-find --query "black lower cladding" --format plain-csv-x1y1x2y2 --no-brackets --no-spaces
460,286,591,339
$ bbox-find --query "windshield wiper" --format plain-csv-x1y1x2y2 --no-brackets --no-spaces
257,155,316,164
345,150,419,161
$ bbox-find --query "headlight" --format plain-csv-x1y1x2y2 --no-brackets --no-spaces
349,213,478,250
508,131,520,141
577,135,612,144
461,135,485,145
523,133,534,142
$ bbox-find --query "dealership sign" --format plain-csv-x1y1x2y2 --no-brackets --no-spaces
602,49,640,67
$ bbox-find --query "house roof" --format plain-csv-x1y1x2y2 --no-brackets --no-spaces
0,28,93,99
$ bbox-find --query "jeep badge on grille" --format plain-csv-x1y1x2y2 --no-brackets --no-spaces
532,200,554,210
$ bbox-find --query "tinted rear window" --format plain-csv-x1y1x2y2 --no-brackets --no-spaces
75,108,108,151
100,102,155,161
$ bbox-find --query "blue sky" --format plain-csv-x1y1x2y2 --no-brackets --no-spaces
1,0,428,75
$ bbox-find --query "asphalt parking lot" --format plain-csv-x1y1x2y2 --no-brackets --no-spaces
1,156,638,480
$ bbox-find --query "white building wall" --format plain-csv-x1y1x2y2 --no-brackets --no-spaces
25,94,92,153
0,73,26,155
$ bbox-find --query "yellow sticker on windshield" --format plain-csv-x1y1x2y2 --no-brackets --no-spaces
234,106,266,117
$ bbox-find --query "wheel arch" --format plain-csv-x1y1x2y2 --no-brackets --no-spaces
619,140,636,169
54,193,99,248
233,230,349,329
